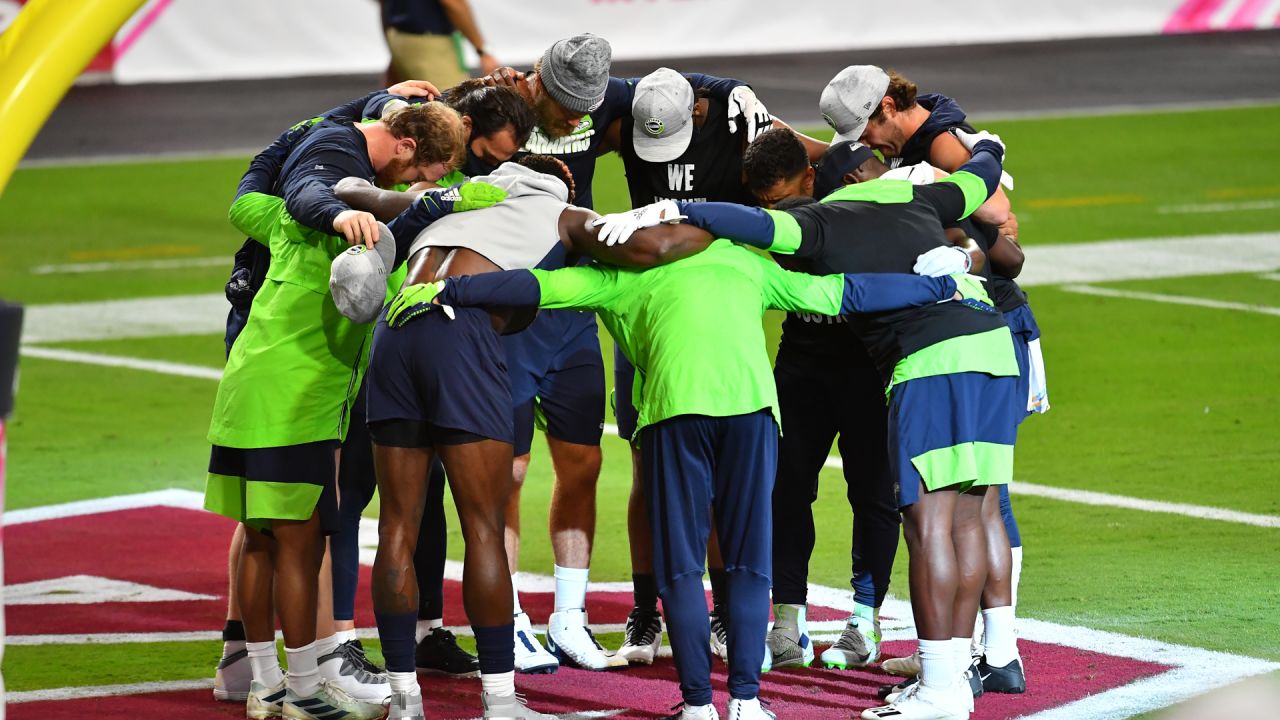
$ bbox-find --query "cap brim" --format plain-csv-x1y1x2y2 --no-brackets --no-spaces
633,119,693,163
832,126,865,146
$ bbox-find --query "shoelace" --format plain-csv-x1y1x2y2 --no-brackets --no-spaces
833,623,866,651
625,610,661,645
432,629,478,663
340,640,384,675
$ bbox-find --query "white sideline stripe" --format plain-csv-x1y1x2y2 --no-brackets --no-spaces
1060,284,1280,317
19,346,224,379
1010,481,1280,529
1015,231,1280,287
1157,199,1280,215
7,679,214,704
21,292,229,343
30,257,230,275
4,488,206,525
5,490,1279,718
1260,272,1280,282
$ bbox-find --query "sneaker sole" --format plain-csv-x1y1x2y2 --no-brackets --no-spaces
770,657,813,668
550,647,628,671
416,666,481,679
515,662,559,675
616,651,657,665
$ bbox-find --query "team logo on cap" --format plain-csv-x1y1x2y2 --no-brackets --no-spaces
643,117,665,137
345,245,367,255
821,113,837,130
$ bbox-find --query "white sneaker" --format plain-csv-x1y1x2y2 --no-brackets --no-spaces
664,703,719,720
388,690,425,720
728,697,776,719
246,679,288,720
709,608,729,663
513,611,560,674
546,608,627,670
482,691,558,719
213,647,251,702
862,682,968,720
318,641,392,703
616,606,664,665
882,650,921,677
282,679,387,720
820,615,881,669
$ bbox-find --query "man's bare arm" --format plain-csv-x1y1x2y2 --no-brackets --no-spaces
561,207,714,269
334,177,424,221
930,132,1010,226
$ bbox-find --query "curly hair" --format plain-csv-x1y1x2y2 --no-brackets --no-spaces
517,153,576,199
742,128,809,196
446,79,536,148
385,102,467,169
868,69,918,121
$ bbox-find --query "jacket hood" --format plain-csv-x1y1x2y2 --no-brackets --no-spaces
472,162,570,203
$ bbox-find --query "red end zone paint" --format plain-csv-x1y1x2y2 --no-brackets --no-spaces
6,505,1174,718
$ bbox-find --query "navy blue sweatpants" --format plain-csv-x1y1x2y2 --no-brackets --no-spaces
641,410,777,705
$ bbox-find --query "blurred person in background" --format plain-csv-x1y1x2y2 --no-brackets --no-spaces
381,0,501,86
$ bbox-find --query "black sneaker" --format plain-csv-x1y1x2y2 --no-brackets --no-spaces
415,627,481,678
339,639,385,675
978,656,1026,693
966,655,985,699
615,606,663,665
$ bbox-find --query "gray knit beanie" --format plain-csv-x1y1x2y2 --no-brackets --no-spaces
538,34,611,115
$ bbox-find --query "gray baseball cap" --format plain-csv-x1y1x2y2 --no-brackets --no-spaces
820,65,890,144
329,222,396,324
631,68,695,163
539,33,612,115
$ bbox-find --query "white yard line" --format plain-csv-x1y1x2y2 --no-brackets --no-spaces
1157,199,1280,214
1059,284,1280,317
1014,231,1280,287
5,491,1278,717
19,346,224,380
20,292,228,343
30,257,230,275
1009,481,1280,529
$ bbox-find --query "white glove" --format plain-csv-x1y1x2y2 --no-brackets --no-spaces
589,200,686,246
914,244,971,277
727,86,773,143
950,128,1013,190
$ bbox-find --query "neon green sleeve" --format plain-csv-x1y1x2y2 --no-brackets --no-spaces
228,192,285,245
938,170,987,220
759,256,843,315
763,209,803,254
530,265,628,311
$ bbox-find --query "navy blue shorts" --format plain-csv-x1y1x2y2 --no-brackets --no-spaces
208,440,340,535
1004,303,1041,423
613,346,640,442
503,309,604,456
366,306,514,446
888,372,1019,508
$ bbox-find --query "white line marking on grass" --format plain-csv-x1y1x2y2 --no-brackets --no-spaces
1157,199,1280,214
19,346,224,379
20,292,228,343
31,257,230,275
1260,273,1280,281
6,679,214,704
1010,481,1280,528
1015,232,1280,287
4,488,206,525
1059,284,1280,317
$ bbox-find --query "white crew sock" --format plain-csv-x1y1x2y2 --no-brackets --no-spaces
554,565,589,612
952,637,973,676
1010,546,1023,609
315,633,340,657
981,606,1019,666
481,669,516,697
285,641,322,697
511,572,524,616
389,670,420,695
918,639,954,690
333,629,356,645
246,640,284,687
415,618,443,643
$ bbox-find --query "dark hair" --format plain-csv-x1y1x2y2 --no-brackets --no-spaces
773,196,816,211
869,69,918,121
518,153,576,199
742,128,809,195
385,102,466,168
446,79,536,147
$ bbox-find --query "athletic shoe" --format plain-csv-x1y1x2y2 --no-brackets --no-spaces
727,697,776,720
282,679,387,720
882,650,921,677
616,606,664,665
387,690,425,720
761,641,773,673
965,655,984,704
862,681,968,720
513,612,559,674
709,608,729,663
663,703,719,720
482,691,557,719
766,620,813,668
213,647,251,702
977,656,1026,694
319,641,392,703
882,676,918,703
820,615,881,669
547,608,628,670
246,679,288,720
415,627,480,678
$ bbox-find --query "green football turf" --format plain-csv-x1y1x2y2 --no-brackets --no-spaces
3,105,1279,707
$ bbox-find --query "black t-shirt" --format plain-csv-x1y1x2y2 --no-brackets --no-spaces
618,97,753,207
782,183,1010,382
964,218,1027,313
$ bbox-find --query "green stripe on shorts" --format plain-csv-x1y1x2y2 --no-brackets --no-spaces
911,441,1014,493
204,473,322,531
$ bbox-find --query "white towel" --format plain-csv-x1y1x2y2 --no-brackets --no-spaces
1026,337,1050,414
